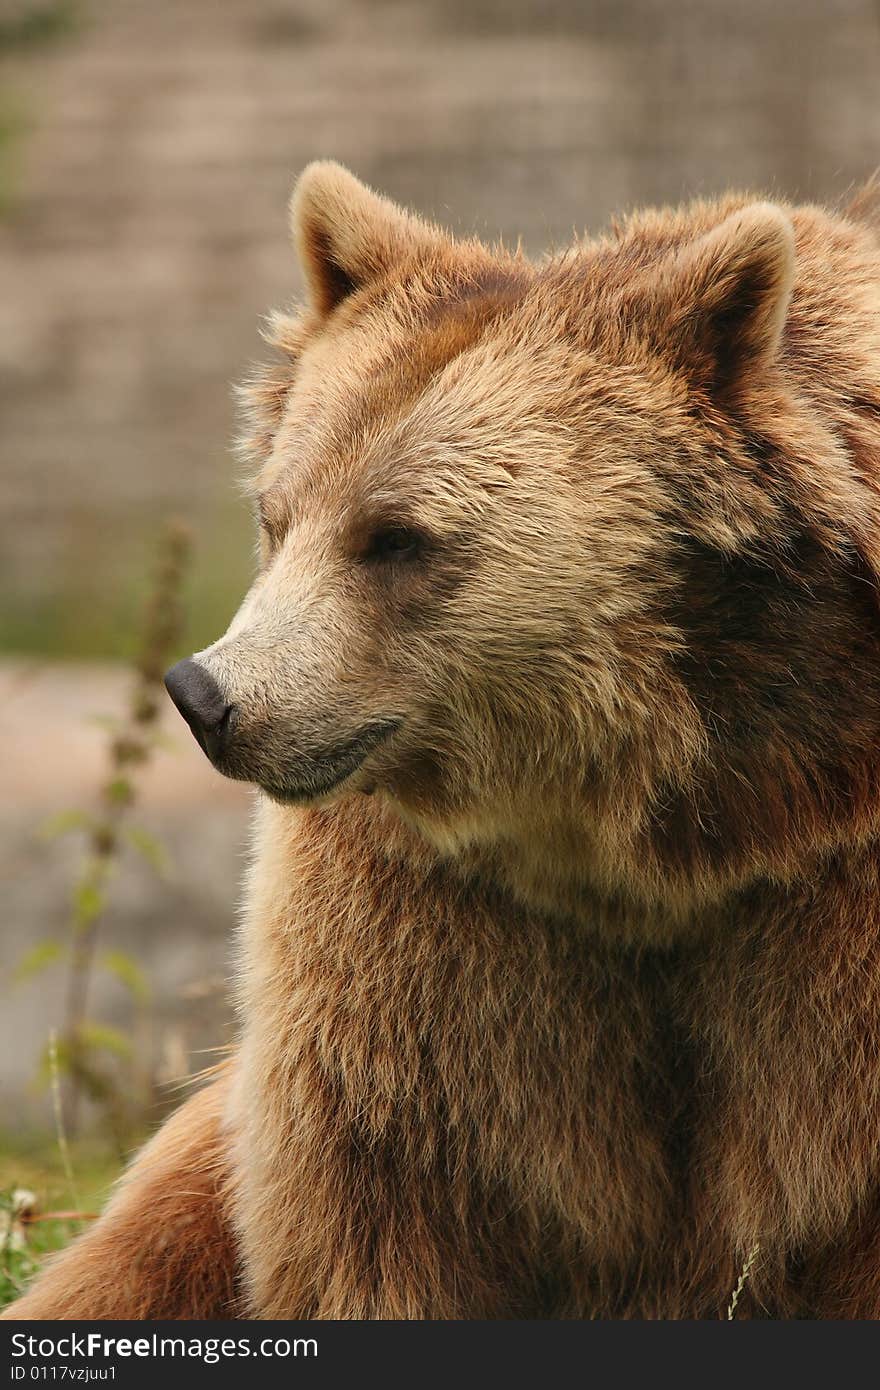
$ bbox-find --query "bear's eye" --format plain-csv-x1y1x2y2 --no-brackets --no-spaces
363,525,425,563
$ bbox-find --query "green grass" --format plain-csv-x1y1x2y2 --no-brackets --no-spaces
0,1132,125,1310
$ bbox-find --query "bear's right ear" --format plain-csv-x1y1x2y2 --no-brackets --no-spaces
290,162,445,318
636,202,796,402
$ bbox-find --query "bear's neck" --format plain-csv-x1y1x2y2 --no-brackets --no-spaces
393,742,880,944
234,795,880,1312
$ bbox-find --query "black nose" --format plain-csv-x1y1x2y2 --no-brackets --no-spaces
164,657,233,764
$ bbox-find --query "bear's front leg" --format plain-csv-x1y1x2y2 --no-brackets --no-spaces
3,1066,240,1321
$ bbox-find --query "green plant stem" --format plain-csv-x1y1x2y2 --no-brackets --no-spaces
57,520,191,1139
60,851,111,1137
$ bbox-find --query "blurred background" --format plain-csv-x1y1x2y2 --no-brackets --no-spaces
1,0,879,1267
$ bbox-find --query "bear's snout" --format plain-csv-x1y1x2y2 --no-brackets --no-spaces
164,656,235,766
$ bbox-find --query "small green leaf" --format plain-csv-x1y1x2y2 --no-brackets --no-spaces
100,950,150,1003
39,809,93,841
78,1022,132,1059
104,776,133,806
123,826,169,877
73,880,104,929
14,939,66,982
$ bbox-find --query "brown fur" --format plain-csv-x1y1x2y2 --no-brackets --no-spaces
8,1067,239,1319
9,164,880,1319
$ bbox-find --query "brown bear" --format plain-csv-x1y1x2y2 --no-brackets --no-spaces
9,164,880,1319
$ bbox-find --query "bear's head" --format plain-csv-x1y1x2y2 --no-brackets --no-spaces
166,164,880,926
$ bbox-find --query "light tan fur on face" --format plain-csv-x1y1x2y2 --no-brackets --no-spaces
9,165,880,1320
209,171,880,924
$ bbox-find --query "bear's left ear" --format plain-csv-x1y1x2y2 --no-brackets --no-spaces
640,202,796,400
290,162,446,318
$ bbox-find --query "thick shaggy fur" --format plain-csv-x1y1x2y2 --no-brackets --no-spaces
10,166,880,1319
9,1068,239,1318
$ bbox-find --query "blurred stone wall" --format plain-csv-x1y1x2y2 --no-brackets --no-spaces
1,0,879,1127
1,658,249,1128
2,0,879,655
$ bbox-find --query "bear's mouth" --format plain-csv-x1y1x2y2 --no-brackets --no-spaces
259,718,402,805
